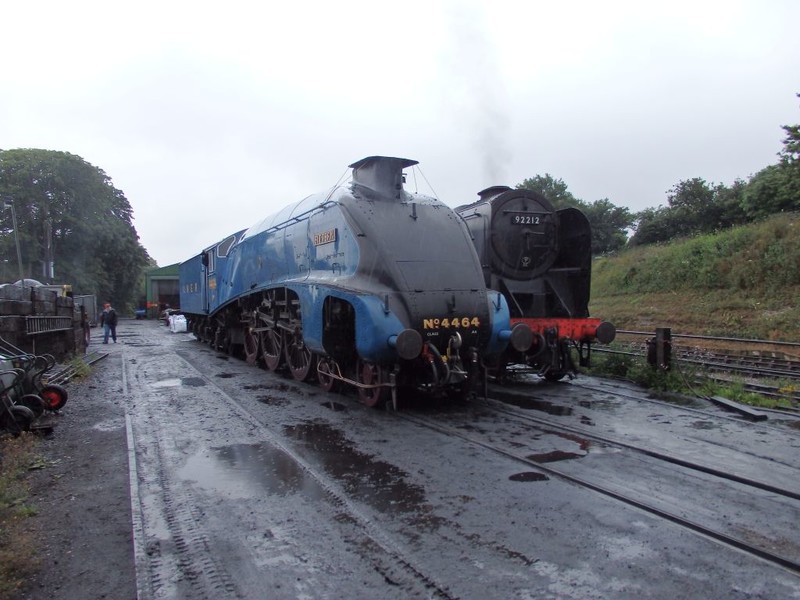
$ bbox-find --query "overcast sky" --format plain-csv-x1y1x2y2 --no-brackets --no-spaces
2,0,799,267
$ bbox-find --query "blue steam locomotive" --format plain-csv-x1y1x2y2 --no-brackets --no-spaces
180,156,531,407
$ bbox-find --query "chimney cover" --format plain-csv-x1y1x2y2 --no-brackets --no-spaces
349,156,418,198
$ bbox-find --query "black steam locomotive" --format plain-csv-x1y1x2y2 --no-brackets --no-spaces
455,186,615,380
180,157,531,407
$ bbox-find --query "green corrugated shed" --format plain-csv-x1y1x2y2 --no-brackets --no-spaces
144,263,180,318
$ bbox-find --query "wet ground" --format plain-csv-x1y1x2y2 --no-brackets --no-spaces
27,320,800,599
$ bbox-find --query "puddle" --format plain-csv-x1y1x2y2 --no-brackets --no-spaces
527,450,583,463
497,393,572,416
578,399,616,411
181,377,205,387
509,472,549,482
257,395,289,407
150,377,206,388
527,431,591,463
216,373,236,379
179,443,326,501
553,431,591,452
284,422,427,514
690,420,717,430
151,378,181,388
92,418,124,432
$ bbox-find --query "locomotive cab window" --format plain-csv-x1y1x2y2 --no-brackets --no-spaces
205,250,216,273
217,234,237,258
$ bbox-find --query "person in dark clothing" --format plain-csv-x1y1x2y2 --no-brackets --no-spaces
100,302,118,343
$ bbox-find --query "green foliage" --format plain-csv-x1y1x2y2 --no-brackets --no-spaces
593,214,800,296
582,198,633,254
67,356,92,379
589,351,686,392
696,379,794,409
589,350,636,378
516,173,580,209
0,149,152,309
740,164,799,218
589,353,792,409
779,95,800,193
629,178,752,246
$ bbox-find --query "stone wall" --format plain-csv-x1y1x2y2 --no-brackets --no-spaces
0,284,86,361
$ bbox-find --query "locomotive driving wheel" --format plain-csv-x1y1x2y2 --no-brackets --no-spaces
356,360,389,407
260,329,283,371
284,330,315,381
317,358,341,393
243,329,259,365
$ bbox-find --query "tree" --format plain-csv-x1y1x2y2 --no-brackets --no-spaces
740,165,797,219
516,174,582,209
0,149,151,310
714,179,749,228
780,94,800,164
582,198,633,254
665,178,720,236
630,178,751,246
628,206,673,246
776,92,800,211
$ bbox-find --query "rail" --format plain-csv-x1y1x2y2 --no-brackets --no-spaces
616,329,800,349
598,329,800,404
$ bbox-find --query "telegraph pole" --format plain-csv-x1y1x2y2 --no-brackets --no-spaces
2,197,24,282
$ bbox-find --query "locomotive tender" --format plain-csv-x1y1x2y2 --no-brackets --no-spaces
455,186,615,380
179,156,531,407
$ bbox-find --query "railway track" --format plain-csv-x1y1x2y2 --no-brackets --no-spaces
124,343,458,599
480,394,800,501
598,331,800,406
597,344,800,381
46,350,108,386
568,376,800,422
395,395,800,576
611,330,800,380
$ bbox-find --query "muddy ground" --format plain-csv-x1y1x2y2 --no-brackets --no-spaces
19,342,136,598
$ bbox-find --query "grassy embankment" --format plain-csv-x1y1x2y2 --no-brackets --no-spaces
586,212,800,406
